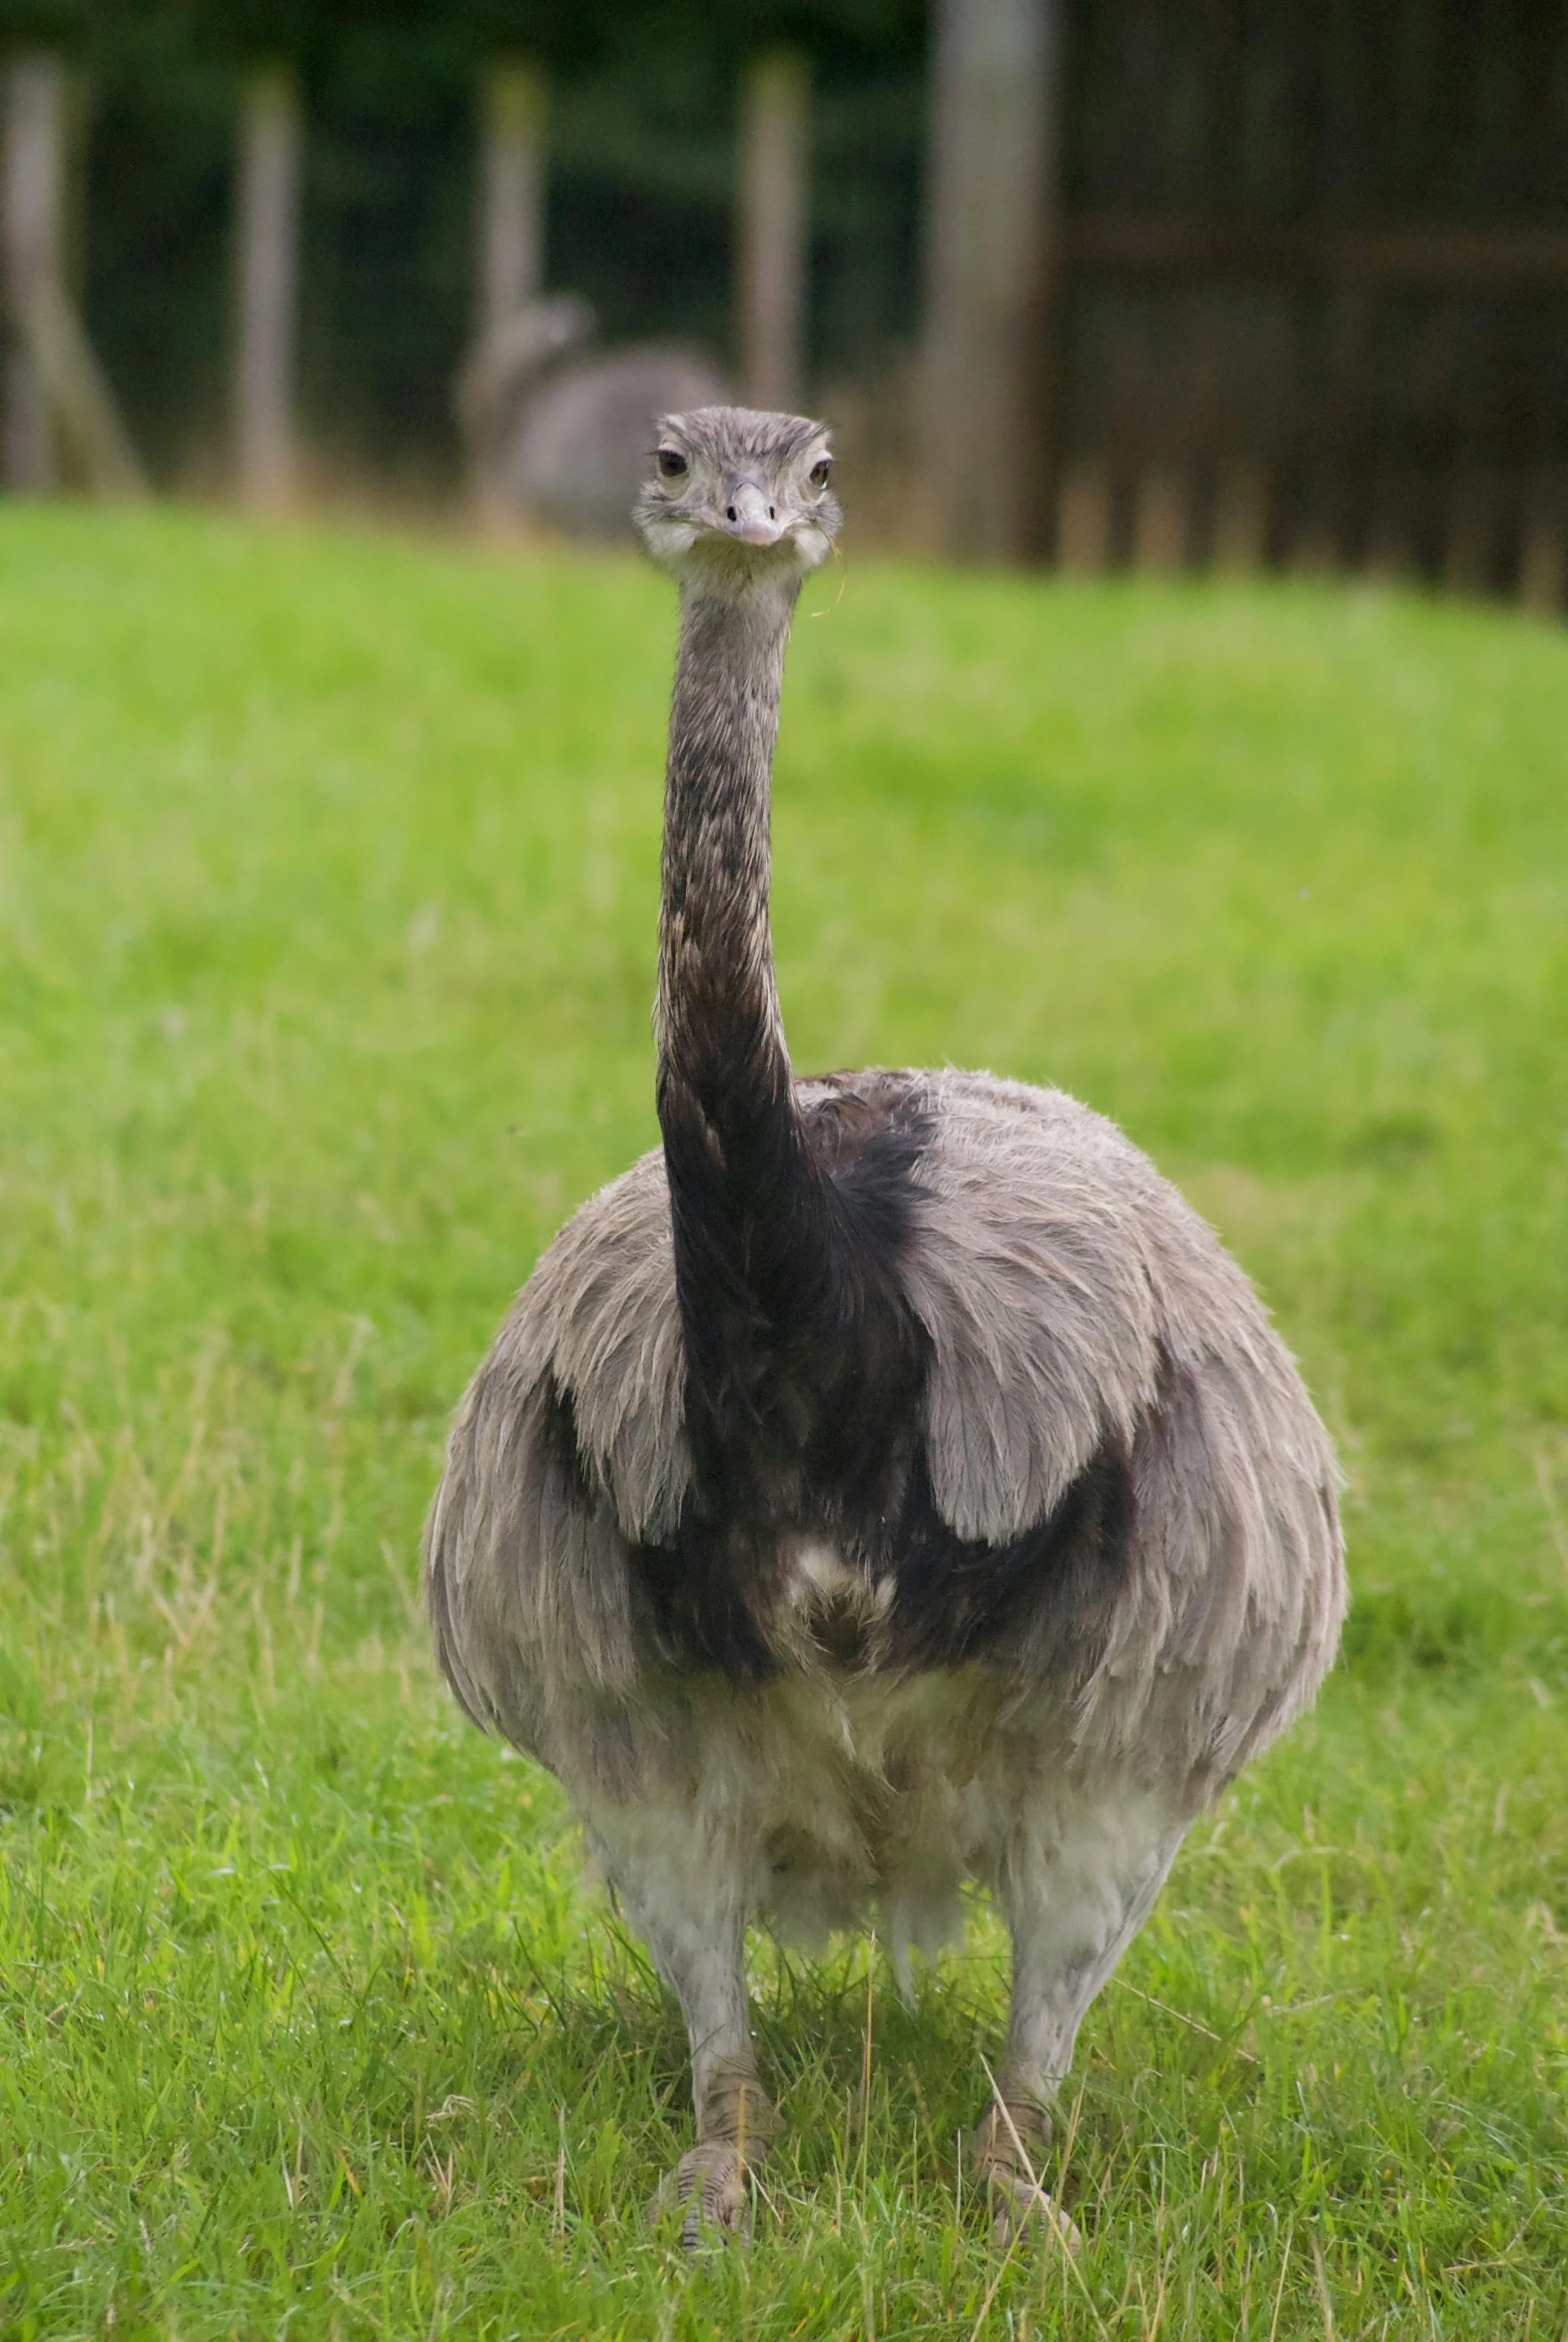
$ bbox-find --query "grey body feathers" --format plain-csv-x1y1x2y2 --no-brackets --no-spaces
426,1067,1343,1947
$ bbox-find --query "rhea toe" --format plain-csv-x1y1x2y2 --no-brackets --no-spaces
424,407,1345,2244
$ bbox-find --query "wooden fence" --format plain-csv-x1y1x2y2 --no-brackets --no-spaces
4,0,1567,614
1042,218,1568,607
926,0,1568,608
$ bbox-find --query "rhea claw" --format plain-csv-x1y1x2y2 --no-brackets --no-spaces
979,2166,1083,2252
650,2138,758,2247
971,2098,1083,2254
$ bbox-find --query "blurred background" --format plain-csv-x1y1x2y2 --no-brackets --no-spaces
1,0,1566,601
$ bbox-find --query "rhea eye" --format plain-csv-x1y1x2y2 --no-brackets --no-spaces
656,447,688,480
809,457,831,488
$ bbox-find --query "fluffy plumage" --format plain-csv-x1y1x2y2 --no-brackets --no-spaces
429,1071,1338,1787
424,406,1346,2244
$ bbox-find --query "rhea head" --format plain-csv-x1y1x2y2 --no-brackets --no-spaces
634,405,841,598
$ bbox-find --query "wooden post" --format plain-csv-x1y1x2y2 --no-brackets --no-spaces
1442,467,1499,597
1056,461,1111,572
920,0,1058,560
467,60,547,520
1133,471,1188,572
479,61,546,345
235,66,301,509
3,54,65,490
1520,469,1567,616
737,51,808,412
18,278,147,496
2,52,147,499
1210,459,1270,573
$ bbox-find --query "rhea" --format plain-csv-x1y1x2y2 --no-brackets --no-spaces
425,406,1345,2244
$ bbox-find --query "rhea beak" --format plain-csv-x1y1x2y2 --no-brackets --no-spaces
718,480,787,548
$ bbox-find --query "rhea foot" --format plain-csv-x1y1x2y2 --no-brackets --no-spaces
970,2098,1081,2254
654,2138,754,2246
649,2065,780,2249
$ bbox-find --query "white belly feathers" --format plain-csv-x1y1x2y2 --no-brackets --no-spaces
583,1550,1072,1982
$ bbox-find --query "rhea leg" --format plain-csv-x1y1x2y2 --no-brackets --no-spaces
592,1822,779,2242
974,1797,1186,2244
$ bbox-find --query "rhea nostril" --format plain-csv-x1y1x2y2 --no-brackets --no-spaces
725,504,737,522
768,505,775,519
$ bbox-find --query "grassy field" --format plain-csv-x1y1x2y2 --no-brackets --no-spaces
1,506,1565,2340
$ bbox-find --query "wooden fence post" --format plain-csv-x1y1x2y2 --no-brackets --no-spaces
2,52,144,497
235,65,301,509
1519,469,1567,615
1134,471,1188,572
468,60,547,519
479,61,546,346
920,0,1058,560
738,51,808,413
3,53,65,489
1210,460,1269,573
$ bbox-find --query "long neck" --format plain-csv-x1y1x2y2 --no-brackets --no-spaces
656,582,797,1162
655,580,826,1364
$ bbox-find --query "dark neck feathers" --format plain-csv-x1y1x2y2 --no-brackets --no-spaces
656,581,800,1163
655,579,828,1371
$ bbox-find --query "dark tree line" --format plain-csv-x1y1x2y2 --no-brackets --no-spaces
0,0,927,487
0,4,924,93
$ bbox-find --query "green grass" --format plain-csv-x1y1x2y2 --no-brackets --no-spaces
2,506,1566,2340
